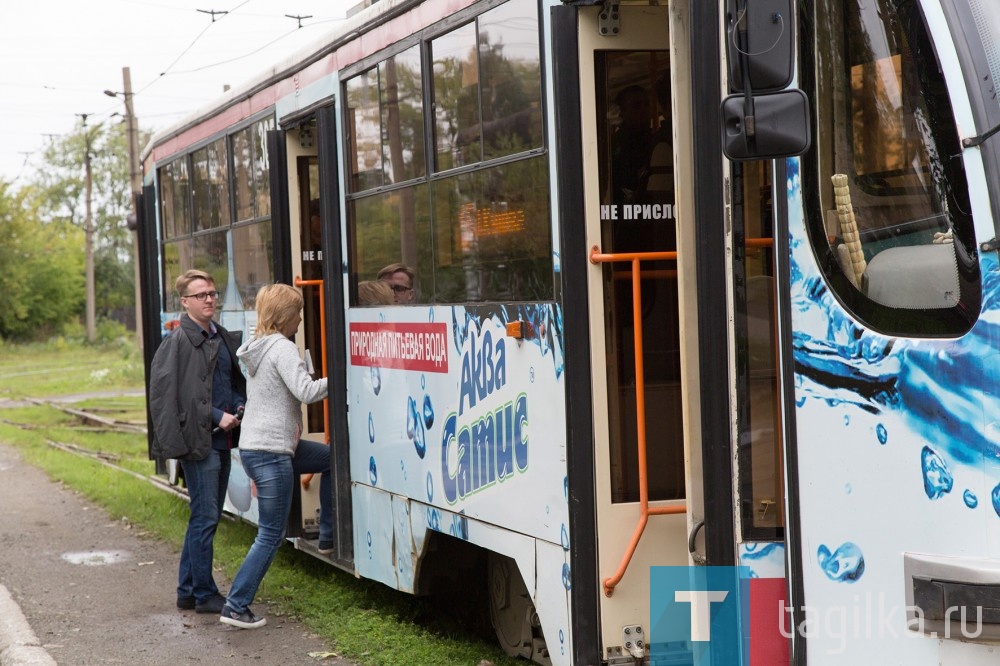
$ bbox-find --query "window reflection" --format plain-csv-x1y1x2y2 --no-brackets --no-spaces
431,158,551,302
233,222,273,310
157,118,274,313
432,23,481,169
192,138,230,232
159,159,190,240
346,0,548,305
382,47,425,185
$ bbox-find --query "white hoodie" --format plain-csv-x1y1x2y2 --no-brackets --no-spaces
236,333,327,455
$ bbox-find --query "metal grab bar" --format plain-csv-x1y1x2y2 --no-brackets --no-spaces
589,246,687,597
294,277,329,490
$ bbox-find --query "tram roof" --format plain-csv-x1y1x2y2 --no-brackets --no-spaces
141,0,424,165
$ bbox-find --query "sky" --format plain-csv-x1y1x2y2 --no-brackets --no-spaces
0,0,360,185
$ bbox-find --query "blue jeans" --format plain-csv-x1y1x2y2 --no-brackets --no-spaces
226,441,331,613
178,449,230,602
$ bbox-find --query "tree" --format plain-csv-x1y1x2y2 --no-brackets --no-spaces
27,118,146,335
0,181,84,341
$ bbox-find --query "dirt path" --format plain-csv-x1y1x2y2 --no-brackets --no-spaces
0,442,353,666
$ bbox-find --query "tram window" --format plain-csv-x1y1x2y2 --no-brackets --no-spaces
191,138,231,233
804,0,980,335
159,158,191,240
430,157,552,302
349,183,432,300
193,230,229,302
232,118,273,222
345,46,425,194
162,240,185,313
432,23,482,169
431,0,542,171
477,0,543,161
595,51,683,503
232,221,273,310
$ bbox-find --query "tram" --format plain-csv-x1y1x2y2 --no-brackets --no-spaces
136,0,1000,663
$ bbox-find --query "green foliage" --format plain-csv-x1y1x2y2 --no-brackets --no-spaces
0,182,85,341
2,119,150,342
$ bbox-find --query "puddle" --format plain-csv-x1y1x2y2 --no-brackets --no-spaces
61,550,130,566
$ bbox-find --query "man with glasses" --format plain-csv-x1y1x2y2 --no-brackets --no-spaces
377,263,416,304
149,269,246,615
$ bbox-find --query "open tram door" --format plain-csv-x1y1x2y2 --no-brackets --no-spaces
270,105,352,567
558,1,787,662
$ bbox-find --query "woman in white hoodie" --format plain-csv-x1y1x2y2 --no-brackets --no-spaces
220,283,331,629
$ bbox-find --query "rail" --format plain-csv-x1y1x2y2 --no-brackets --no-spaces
589,246,687,597
294,277,330,490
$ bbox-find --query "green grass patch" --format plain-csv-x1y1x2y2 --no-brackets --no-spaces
0,341,524,666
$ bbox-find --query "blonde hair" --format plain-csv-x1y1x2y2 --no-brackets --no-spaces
175,269,214,296
254,284,303,337
357,280,393,305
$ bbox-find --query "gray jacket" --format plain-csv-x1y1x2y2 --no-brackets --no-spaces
148,314,246,461
236,333,327,455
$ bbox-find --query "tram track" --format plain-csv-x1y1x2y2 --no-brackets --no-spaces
3,400,193,504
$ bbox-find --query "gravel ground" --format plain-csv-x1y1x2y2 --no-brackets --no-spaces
0,441,354,666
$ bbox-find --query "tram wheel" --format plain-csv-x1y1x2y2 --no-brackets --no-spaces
488,553,551,665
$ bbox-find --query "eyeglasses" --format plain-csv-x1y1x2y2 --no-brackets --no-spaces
390,285,412,293
183,290,220,302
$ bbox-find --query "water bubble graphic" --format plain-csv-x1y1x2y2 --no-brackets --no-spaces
368,413,375,443
993,482,1000,518
876,423,888,445
370,366,382,396
560,524,570,550
844,415,850,426
844,483,852,495
369,456,378,485
963,489,978,509
407,396,427,458
423,394,434,429
921,446,953,500
817,542,865,583
561,562,572,590
426,471,434,501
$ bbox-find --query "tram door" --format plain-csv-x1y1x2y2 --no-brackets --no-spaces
285,126,328,538
579,4,696,658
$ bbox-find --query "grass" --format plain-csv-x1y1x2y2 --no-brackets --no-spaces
0,340,522,666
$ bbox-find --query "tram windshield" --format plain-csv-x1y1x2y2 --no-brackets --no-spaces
803,0,980,336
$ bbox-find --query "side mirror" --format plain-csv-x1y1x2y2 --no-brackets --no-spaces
721,89,811,160
725,0,795,93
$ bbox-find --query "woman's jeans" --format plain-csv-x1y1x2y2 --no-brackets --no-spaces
178,448,230,602
226,440,332,613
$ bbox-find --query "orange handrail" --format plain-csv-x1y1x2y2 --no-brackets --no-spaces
294,277,329,491
589,246,687,597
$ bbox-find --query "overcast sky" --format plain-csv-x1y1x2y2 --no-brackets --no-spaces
0,0,357,185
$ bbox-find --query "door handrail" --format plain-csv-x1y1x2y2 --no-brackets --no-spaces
589,246,686,597
295,277,329,492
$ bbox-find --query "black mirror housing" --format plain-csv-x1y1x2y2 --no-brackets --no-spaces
721,89,811,160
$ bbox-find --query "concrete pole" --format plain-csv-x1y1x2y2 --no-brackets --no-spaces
80,114,97,343
122,67,144,351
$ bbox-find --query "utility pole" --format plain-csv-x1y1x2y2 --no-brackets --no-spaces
107,67,143,351
123,68,143,351
77,113,97,343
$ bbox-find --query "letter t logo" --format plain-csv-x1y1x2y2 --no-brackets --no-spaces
675,591,729,641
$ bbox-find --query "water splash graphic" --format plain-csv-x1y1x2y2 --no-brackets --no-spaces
817,542,865,583
921,446,953,500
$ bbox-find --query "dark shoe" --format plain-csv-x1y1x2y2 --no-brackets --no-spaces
318,540,334,555
195,593,226,614
177,595,196,610
220,604,267,629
